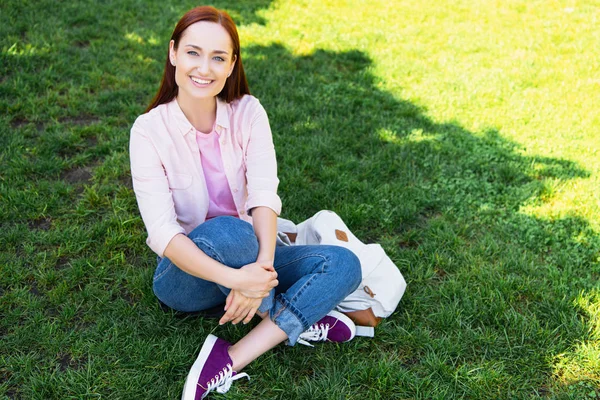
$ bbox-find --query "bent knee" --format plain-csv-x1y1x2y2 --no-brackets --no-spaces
325,246,362,290
189,216,256,246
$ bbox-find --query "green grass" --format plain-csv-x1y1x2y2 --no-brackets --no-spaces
1,0,599,398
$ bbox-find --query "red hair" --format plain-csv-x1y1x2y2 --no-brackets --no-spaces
146,6,250,112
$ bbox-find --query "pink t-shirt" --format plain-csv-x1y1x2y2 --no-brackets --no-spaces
196,127,238,219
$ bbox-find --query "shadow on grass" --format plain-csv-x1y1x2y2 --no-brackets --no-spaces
1,1,599,398
243,43,598,397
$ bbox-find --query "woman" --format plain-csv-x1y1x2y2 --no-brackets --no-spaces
129,6,362,399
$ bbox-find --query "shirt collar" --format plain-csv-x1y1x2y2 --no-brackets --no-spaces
169,97,230,136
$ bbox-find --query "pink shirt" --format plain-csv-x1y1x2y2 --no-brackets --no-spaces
195,127,238,219
130,95,282,257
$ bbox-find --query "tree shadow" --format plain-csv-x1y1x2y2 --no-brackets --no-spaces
243,43,598,397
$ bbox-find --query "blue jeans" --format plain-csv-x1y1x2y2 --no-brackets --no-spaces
153,216,362,345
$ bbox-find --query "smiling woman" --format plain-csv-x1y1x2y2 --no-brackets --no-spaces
169,21,238,133
129,5,362,400
146,6,249,117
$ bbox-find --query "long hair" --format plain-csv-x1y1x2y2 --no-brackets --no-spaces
145,6,250,112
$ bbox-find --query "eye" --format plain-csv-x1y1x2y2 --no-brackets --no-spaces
187,51,198,56
213,56,225,62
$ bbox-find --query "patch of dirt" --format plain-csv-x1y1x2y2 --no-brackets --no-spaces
57,353,85,372
118,173,133,189
73,39,90,48
536,385,551,397
44,308,59,322
28,216,52,231
401,357,420,368
61,166,93,184
86,136,98,147
28,280,41,297
398,237,420,249
59,115,100,126
54,256,70,270
435,268,447,278
10,117,44,131
110,284,138,306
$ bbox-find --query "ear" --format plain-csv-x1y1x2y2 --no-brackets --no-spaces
169,40,176,66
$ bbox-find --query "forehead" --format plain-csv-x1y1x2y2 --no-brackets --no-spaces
179,21,233,51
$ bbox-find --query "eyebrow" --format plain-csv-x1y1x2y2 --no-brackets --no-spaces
185,44,229,55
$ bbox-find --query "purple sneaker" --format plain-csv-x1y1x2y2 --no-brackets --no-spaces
181,334,249,400
297,310,356,347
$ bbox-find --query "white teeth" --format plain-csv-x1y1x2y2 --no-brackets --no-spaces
191,77,211,84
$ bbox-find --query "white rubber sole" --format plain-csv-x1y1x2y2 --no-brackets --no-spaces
328,310,356,341
181,334,218,400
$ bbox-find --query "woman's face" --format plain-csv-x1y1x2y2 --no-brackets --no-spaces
169,21,236,101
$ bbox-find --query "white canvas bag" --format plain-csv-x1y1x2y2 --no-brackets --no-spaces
278,210,407,336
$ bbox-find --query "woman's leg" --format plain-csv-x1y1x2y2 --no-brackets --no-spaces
228,245,362,370
181,244,361,399
152,216,260,312
269,245,362,344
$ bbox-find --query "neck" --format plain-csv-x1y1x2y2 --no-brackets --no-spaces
176,93,217,134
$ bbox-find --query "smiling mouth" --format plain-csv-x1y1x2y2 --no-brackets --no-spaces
190,76,212,85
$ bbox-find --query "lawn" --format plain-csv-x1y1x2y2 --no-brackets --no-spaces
1,0,599,398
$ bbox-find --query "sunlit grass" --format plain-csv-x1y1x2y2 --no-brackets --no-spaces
1,0,599,398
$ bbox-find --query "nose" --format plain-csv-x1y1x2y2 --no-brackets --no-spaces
196,56,210,75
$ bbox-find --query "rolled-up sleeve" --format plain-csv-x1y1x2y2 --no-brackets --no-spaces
130,120,185,257
244,103,282,216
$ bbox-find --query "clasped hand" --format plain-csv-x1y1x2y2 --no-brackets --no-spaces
219,262,278,325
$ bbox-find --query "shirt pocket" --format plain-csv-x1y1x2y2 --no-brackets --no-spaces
166,173,192,190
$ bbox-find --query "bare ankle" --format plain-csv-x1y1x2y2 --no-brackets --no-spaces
228,345,244,372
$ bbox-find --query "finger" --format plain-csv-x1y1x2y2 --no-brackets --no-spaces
270,279,279,289
233,307,251,325
224,291,234,311
220,308,236,325
231,307,248,325
243,308,257,324
232,312,247,325
220,302,239,325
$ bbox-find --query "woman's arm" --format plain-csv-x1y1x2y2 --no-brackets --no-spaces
218,207,278,326
163,234,278,295
251,206,278,265
130,118,276,296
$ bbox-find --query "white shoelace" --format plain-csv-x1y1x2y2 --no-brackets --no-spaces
204,364,250,396
297,322,331,347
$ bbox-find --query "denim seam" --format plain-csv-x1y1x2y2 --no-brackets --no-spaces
287,255,327,303
191,237,225,265
273,294,310,331
275,253,329,271
153,261,174,282
271,253,330,333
